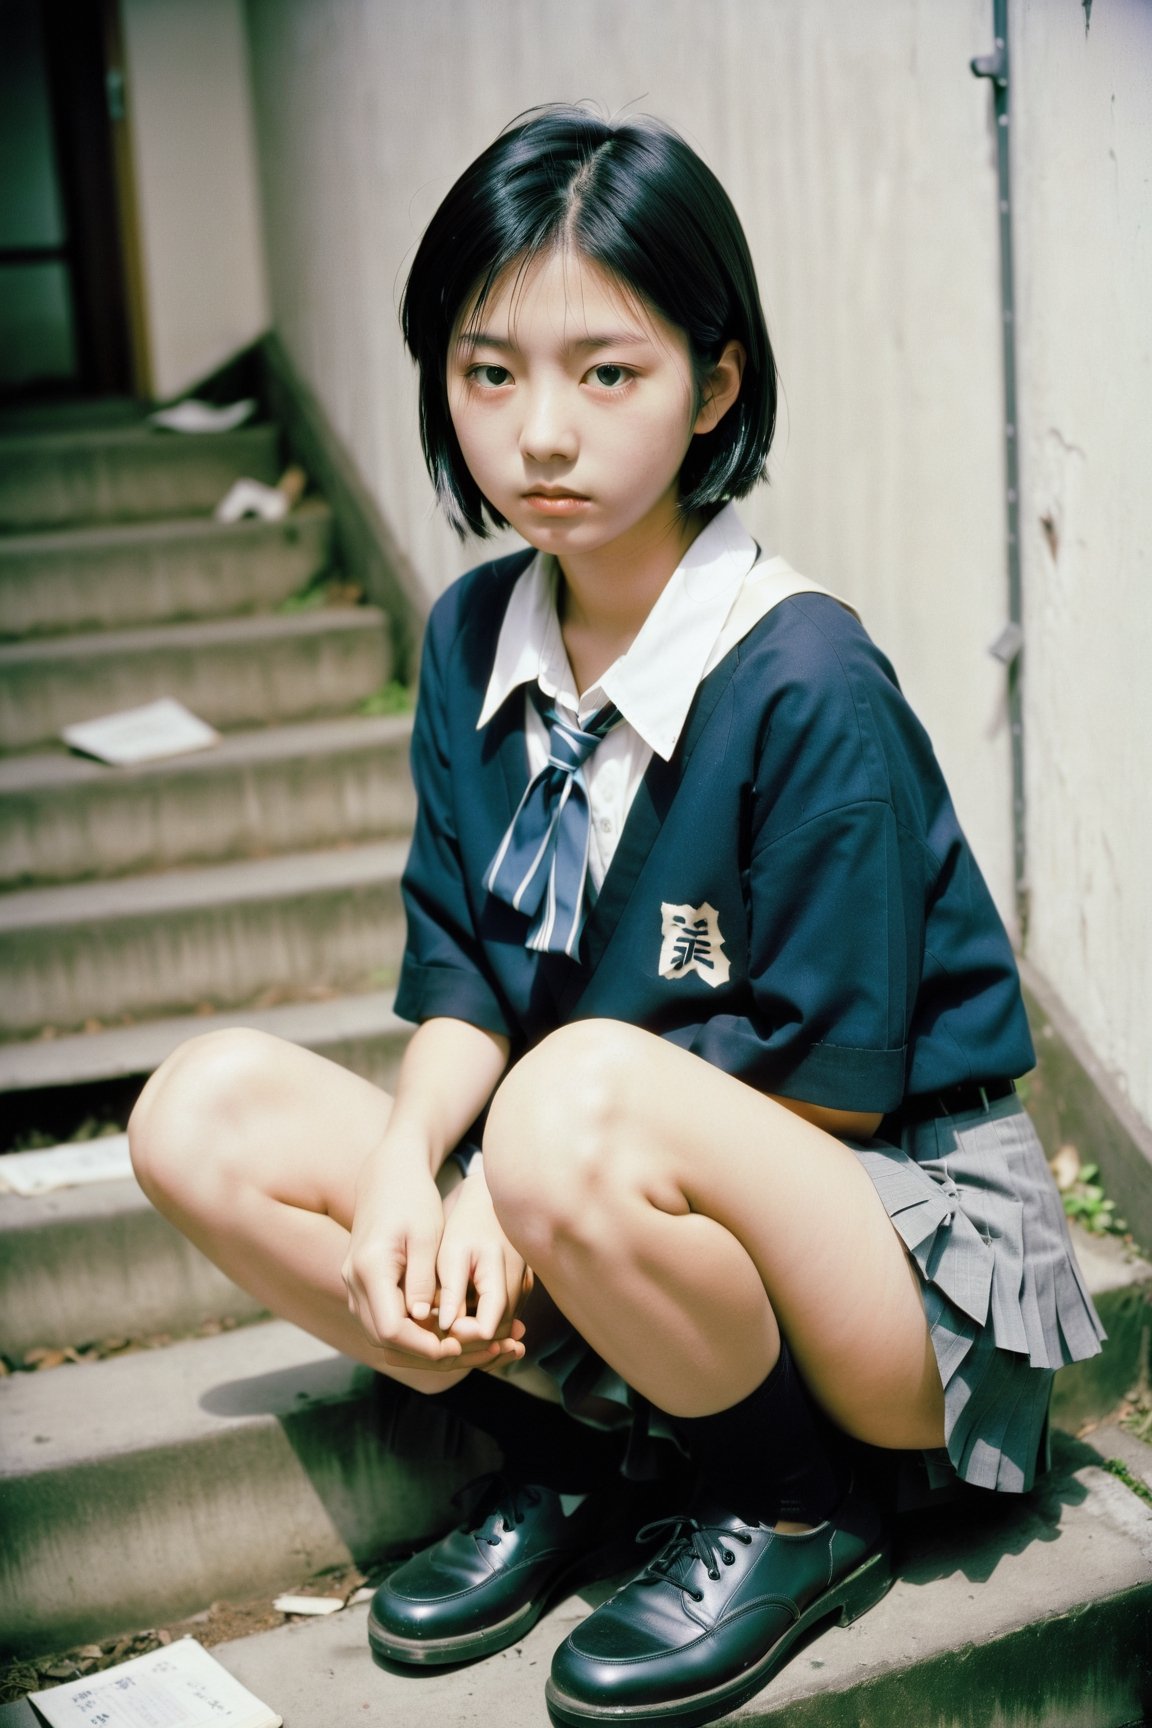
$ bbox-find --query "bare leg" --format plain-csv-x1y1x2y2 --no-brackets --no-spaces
483,1020,945,1450
129,1028,482,1394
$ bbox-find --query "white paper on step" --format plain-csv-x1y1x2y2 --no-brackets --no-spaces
62,698,221,765
213,477,290,523
149,397,257,434
0,1134,132,1195
271,1592,344,1615
30,1638,281,1728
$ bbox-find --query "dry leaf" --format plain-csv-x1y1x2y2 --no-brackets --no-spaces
28,1348,77,1370
1050,1143,1081,1192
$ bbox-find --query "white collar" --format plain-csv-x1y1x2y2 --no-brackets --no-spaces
476,504,761,761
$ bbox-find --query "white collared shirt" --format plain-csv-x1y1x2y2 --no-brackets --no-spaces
477,505,763,890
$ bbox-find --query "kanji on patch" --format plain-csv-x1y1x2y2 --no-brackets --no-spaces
658,900,731,988
671,916,713,971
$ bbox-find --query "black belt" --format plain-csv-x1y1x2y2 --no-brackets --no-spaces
895,1078,1016,1124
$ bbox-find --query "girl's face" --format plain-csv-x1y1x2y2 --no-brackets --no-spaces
447,248,730,569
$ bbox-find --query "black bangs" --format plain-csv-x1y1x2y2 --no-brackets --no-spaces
401,106,776,538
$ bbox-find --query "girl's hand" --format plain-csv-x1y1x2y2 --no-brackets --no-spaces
435,1156,531,1359
339,1018,513,1370
342,1145,525,1372
342,1147,460,1364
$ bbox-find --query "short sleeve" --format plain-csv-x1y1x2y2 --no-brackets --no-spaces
667,602,929,1113
394,602,513,1038
740,795,916,1109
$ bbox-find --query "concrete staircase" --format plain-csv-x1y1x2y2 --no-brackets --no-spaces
0,406,417,1107
0,402,512,1680
2,407,1151,1723
0,401,505,1658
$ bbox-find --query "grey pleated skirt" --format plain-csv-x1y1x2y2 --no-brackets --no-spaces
853,1093,1105,1492
532,1095,1105,1496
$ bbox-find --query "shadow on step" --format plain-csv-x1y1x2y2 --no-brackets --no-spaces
199,1361,498,1565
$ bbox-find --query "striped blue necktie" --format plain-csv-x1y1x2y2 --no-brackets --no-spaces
485,686,622,957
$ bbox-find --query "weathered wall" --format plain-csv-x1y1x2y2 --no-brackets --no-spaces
121,0,268,399
242,0,1152,1131
1013,0,1152,1128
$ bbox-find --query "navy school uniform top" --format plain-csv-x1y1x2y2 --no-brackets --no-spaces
394,547,1035,1116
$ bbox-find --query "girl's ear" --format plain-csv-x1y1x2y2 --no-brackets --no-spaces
692,340,746,436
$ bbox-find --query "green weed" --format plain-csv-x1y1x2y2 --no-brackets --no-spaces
1061,1163,1128,1237
359,682,413,716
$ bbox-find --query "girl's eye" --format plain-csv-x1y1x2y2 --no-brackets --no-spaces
471,364,511,387
591,363,629,388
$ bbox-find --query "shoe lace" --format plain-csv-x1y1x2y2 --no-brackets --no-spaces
636,1514,756,1602
451,1472,543,1546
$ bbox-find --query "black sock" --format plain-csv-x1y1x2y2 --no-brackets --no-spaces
668,1337,843,1525
433,1373,627,1494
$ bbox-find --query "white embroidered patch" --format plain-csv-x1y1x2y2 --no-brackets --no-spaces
658,901,730,989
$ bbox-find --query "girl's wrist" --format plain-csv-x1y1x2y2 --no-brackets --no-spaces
363,1122,441,1183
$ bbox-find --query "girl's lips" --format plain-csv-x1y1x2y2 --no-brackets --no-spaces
522,491,591,515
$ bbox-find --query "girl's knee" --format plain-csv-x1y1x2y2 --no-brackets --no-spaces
484,1020,649,1256
128,1027,285,1205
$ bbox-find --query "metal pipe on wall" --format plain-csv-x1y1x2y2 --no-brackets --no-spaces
972,0,1028,943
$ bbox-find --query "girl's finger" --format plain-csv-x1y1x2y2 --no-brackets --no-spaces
381,1335,505,1372
435,1242,470,1334
378,1314,465,1361
347,1254,407,1347
476,1337,526,1371
402,1235,441,1323
470,1247,514,1340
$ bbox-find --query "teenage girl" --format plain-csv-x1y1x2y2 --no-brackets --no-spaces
129,106,1104,1728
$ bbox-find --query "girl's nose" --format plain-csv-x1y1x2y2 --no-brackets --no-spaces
519,386,577,464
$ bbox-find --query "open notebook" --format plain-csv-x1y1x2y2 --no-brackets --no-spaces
30,1639,281,1728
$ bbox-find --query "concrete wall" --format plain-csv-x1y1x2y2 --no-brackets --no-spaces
120,0,268,400
242,0,1152,1132
1013,0,1152,1129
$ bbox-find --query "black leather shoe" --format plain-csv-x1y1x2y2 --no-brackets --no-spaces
545,1491,893,1726
369,1473,667,1667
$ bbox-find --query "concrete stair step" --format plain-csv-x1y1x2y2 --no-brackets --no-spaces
0,423,280,531
125,1437,1152,1727
0,1320,498,1654
0,608,393,753
1045,1228,1152,1438
0,988,412,1164
0,502,335,638
0,1349,1148,1722
0,714,415,887
0,1156,268,1359
0,840,407,1037
0,999,411,1356
0,397,148,437
0,986,409,1099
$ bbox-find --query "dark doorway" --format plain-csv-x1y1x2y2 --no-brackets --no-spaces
0,0,144,402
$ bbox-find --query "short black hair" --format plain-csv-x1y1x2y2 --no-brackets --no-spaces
401,105,777,538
